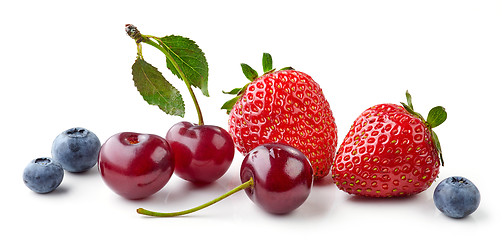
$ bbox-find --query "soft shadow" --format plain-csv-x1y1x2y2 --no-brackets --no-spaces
42,185,70,196
314,175,335,187
435,207,486,223
67,165,100,177
162,180,225,203
347,194,420,204
281,182,338,219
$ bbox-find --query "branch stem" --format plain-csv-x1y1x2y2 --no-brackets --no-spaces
137,178,254,217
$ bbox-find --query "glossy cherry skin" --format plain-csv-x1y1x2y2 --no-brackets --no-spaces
166,122,234,184
98,132,174,200
240,143,314,214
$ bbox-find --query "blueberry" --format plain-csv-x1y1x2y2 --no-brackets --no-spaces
51,127,101,173
433,176,481,219
23,157,64,193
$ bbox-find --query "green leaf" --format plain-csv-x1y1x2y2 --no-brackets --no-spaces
222,87,243,95
400,102,414,114
223,83,250,95
427,106,447,128
158,35,209,96
241,63,258,81
401,91,424,121
132,58,185,117
221,95,241,114
262,53,273,73
279,66,294,71
405,90,414,111
431,130,444,166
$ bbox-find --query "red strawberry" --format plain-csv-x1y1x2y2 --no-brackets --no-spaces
332,91,446,197
222,53,338,179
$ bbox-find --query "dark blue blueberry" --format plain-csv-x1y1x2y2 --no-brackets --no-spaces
51,127,101,173
433,176,481,219
23,157,64,193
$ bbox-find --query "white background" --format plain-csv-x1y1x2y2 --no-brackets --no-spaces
1,1,500,239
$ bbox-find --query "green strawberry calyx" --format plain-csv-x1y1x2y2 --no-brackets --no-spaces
400,90,447,166
221,53,293,114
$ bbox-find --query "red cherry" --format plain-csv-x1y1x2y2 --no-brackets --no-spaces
240,143,314,214
98,132,174,200
166,121,234,184
136,143,314,216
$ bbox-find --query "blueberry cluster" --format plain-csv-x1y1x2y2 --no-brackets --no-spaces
23,127,101,193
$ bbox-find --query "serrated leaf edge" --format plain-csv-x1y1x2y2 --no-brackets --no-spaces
158,36,210,96
132,58,185,117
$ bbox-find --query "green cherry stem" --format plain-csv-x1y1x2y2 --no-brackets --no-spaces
136,43,144,60
137,178,254,217
141,35,204,125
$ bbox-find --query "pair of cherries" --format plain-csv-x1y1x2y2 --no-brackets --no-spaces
98,122,314,215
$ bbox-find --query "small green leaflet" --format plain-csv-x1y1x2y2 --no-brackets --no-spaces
405,90,414,110
159,35,209,96
221,95,240,114
427,106,447,128
262,53,273,73
132,58,185,117
240,63,258,81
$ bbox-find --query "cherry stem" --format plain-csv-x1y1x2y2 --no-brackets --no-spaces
140,34,205,126
137,178,254,217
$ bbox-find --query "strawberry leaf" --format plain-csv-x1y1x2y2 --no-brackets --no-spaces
427,106,447,128
221,95,241,114
241,63,258,81
132,58,185,117
405,90,414,110
400,102,414,114
401,91,425,121
262,53,273,73
221,83,250,113
222,87,243,95
431,130,444,166
279,66,295,71
158,35,209,96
